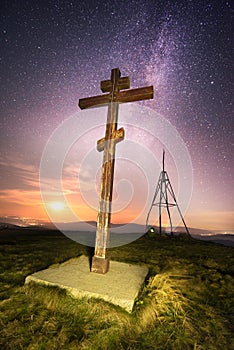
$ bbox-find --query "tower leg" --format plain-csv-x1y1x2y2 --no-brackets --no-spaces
159,173,163,235
167,180,191,237
165,181,173,235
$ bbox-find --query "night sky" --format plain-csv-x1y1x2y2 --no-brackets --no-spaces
0,0,233,232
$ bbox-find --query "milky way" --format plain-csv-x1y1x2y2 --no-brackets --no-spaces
0,0,233,231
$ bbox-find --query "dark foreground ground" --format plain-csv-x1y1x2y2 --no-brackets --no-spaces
0,227,234,349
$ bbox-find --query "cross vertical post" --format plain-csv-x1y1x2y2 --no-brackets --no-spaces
92,68,122,274
79,68,154,273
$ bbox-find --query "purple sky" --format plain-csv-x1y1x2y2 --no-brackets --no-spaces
0,0,233,232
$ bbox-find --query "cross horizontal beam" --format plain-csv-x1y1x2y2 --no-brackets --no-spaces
79,86,153,109
79,94,109,109
116,86,153,104
101,76,130,92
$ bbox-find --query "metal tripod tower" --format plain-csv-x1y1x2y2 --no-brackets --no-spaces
146,150,190,236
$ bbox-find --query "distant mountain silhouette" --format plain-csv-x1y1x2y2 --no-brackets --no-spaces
0,223,21,230
0,217,233,247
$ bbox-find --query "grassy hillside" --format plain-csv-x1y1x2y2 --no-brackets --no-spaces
0,228,233,349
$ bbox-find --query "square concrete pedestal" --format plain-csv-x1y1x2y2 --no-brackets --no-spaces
25,255,149,312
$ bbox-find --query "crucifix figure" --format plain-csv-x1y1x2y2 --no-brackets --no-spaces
79,68,153,274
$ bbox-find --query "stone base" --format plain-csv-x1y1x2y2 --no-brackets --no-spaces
91,255,110,274
25,255,149,312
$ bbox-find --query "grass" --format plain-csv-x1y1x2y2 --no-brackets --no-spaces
0,228,233,349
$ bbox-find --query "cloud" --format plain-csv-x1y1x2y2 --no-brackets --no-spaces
0,153,39,190
0,150,99,220
186,211,234,231
62,161,98,193
0,188,41,207
0,153,44,218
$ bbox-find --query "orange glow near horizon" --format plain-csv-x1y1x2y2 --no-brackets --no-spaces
0,159,233,232
1,192,233,233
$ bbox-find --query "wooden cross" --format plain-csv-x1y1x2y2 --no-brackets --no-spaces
79,68,153,274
